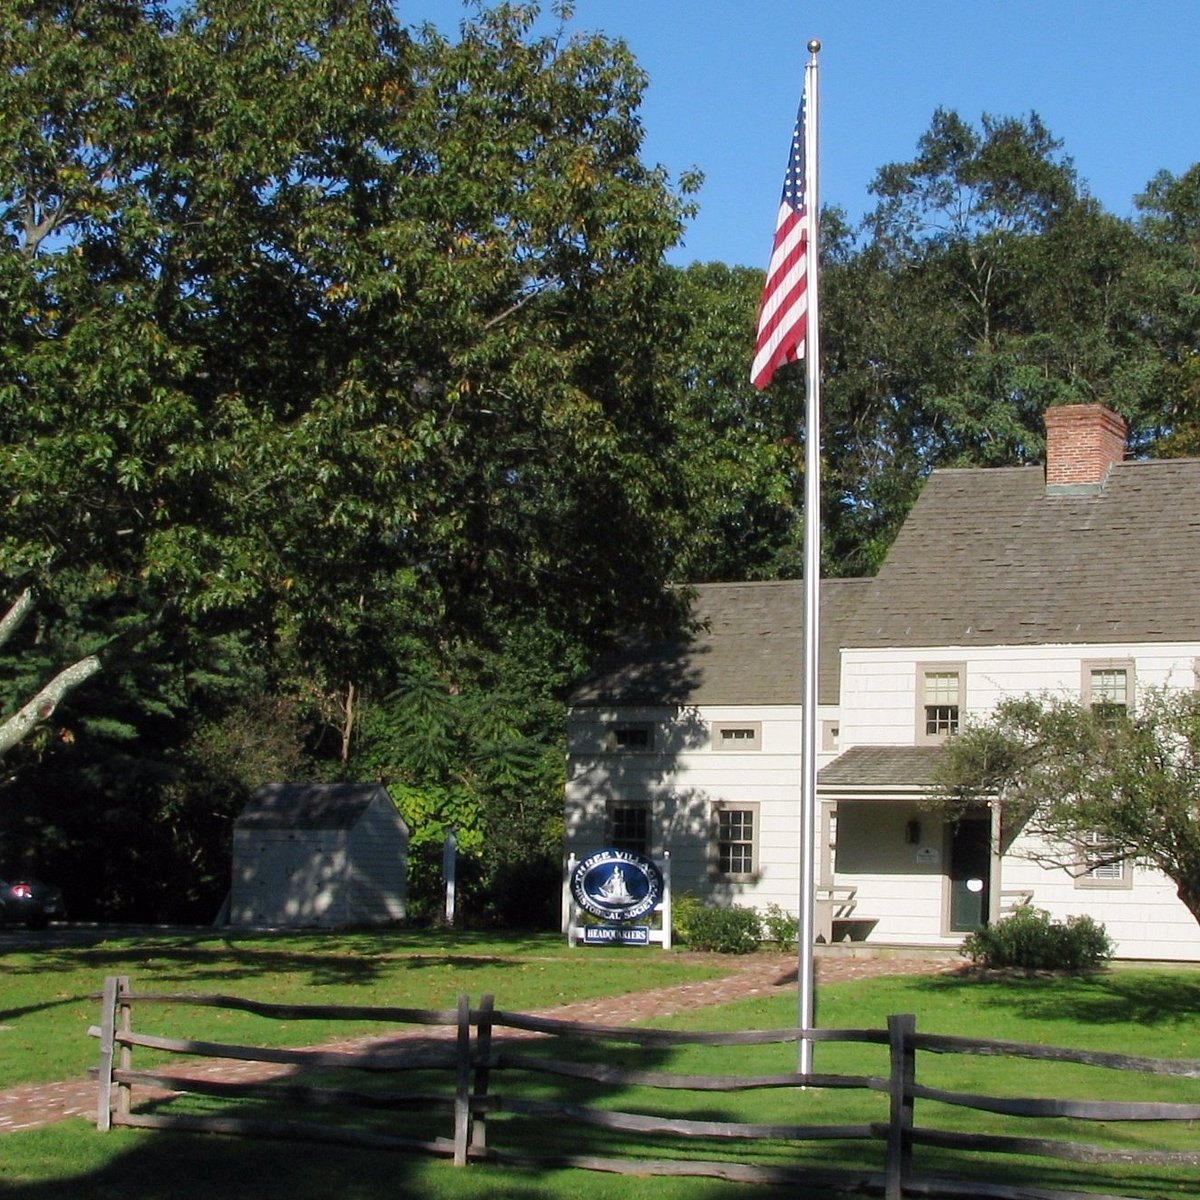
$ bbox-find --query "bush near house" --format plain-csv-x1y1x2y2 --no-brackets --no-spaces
961,905,1114,970
673,900,786,954
679,903,761,953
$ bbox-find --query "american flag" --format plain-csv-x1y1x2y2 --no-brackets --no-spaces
750,95,809,390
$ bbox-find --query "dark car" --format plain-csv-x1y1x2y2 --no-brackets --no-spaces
0,877,65,929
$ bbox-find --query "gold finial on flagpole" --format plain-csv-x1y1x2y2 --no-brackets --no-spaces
808,38,821,54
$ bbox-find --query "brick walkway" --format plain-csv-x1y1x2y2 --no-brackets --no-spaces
0,950,957,1135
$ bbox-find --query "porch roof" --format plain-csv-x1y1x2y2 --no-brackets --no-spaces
817,745,947,793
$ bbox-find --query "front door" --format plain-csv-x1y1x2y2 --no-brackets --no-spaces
948,817,991,932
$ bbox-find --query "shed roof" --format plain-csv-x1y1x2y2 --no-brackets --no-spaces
570,578,866,708
845,459,1200,649
237,783,403,831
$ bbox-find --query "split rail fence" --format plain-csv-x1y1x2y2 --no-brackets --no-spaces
91,976,1200,1200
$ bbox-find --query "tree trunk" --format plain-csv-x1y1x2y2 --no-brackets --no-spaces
339,681,356,766
1175,875,1200,929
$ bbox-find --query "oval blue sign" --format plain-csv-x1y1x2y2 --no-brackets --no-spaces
571,848,662,922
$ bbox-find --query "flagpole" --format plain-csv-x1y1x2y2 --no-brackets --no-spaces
797,37,821,1078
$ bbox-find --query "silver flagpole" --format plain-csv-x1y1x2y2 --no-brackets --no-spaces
797,37,821,1077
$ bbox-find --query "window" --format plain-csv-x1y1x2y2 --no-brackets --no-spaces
1077,830,1129,888
917,665,964,744
713,803,759,878
712,721,762,751
607,803,649,855
1083,661,1134,721
605,721,654,752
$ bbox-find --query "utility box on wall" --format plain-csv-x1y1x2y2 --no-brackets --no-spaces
230,783,408,928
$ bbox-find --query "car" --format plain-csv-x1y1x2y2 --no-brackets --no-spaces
0,877,66,929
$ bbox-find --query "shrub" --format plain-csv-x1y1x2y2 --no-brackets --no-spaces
670,892,705,945
761,903,799,951
684,903,761,954
961,905,1114,971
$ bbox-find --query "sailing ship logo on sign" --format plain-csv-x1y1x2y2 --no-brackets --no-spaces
571,849,662,922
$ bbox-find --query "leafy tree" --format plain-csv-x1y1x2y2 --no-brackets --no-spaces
863,108,1135,455
0,0,695,735
934,690,1200,928
660,262,805,581
1,1,703,916
1131,164,1200,454
349,632,575,927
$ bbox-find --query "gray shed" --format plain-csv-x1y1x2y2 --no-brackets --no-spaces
230,783,408,928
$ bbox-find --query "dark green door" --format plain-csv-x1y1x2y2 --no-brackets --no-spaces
949,818,991,932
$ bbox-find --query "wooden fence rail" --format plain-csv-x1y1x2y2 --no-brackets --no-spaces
91,976,1200,1200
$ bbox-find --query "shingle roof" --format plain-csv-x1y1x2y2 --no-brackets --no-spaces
817,745,946,789
570,578,866,707
237,783,401,830
844,459,1200,649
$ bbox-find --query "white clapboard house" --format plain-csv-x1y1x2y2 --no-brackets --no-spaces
564,404,1200,960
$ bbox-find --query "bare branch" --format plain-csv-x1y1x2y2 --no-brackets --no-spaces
0,588,36,651
0,653,102,757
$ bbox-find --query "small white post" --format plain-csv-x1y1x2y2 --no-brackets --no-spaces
660,851,672,950
564,853,578,946
443,827,457,926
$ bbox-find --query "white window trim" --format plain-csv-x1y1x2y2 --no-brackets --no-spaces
712,721,762,752
916,663,965,746
1075,830,1131,890
1082,660,1135,713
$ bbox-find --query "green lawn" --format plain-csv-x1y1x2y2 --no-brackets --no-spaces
0,928,729,1089
2,932,1199,1199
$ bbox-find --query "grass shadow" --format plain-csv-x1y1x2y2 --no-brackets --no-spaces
911,965,1200,1028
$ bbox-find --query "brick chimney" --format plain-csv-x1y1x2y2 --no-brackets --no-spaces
1043,404,1127,492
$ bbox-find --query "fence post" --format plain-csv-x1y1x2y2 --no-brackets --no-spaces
470,993,495,1157
453,993,471,1166
115,976,133,1120
95,975,120,1130
885,1012,916,1200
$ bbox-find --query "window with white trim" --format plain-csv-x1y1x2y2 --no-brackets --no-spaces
917,665,964,744
1077,829,1129,888
713,802,759,878
1083,661,1134,722
712,721,762,751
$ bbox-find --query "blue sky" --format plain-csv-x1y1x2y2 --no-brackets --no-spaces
414,0,1200,268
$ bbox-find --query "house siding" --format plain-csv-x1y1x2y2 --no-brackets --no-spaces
566,702,830,913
